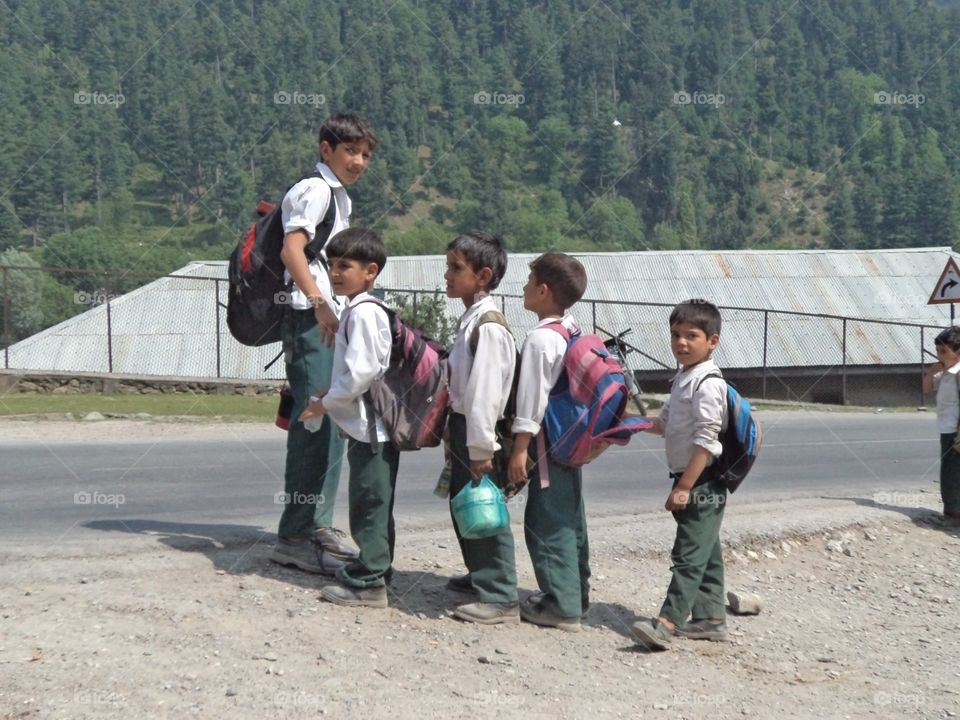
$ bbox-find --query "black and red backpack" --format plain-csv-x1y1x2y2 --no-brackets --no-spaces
227,172,336,346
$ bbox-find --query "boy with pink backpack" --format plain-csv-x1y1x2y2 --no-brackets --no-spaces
507,253,649,632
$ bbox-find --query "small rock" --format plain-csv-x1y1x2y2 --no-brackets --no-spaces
763,550,777,560
843,547,854,557
826,540,844,554
727,591,763,615
494,648,508,655
355,616,363,625
82,411,106,422
746,550,759,561
478,656,493,664
225,689,237,697
653,703,668,710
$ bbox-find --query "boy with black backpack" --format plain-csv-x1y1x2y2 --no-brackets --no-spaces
631,299,732,650
268,114,377,576
507,252,592,633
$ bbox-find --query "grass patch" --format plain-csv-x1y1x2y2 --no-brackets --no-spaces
0,393,278,421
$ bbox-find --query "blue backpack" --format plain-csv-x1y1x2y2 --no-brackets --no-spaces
696,373,762,493
539,322,652,470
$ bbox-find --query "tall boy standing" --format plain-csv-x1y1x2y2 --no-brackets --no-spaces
444,232,520,625
632,299,730,650
507,253,591,633
298,228,397,609
270,114,377,575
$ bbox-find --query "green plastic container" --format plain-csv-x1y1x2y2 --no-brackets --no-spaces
451,475,509,539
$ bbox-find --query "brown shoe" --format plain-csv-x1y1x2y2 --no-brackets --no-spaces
320,583,388,608
452,601,520,625
519,597,581,633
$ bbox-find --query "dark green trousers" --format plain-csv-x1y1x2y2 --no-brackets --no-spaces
939,434,960,515
524,454,591,618
338,438,399,588
447,413,518,604
278,309,344,538
659,474,727,625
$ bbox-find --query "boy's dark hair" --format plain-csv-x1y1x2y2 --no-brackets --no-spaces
669,299,722,337
935,326,960,351
447,231,508,290
319,113,378,150
529,252,587,310
325,228,386,276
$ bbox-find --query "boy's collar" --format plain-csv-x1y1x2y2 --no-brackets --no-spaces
674,358,719,383
315,162,343,188
947,361,960,375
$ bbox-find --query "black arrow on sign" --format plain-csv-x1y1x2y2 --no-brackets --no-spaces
942,279,958,297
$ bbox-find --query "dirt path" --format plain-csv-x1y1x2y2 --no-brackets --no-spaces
2,418,959,719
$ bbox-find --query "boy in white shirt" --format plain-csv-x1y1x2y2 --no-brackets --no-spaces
270,114,377,575
444,231,520,625
632,299,730,650
299,229,395,608
507,252,591,633
921,326,960,524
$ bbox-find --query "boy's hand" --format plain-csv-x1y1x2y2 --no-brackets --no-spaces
298,389,329,422
665,487,690,511
313,300,339,347
469,459,493,480
507,448,529,486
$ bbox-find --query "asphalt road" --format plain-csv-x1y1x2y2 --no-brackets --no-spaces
0,411,941,540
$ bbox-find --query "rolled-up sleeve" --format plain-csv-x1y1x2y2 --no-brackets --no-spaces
692,377,725,458
281,179,331,241
465,323,516,460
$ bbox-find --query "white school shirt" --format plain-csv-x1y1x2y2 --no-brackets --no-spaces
448,295,517,461
511,315,580,435
660,358,727,474
280,162,352,312
933,362,960,433
320,293,392,443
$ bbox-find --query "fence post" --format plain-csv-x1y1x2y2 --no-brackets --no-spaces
215,279,222,379
841,318,847,405
592,301,597,334
919,326,925,409
106,299,114,374
2,266,9,369
762,310,768,400
412,291,418,322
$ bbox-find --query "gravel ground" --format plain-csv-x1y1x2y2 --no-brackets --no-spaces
2,420,959,719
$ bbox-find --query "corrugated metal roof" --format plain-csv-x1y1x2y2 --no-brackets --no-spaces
6,248,956,378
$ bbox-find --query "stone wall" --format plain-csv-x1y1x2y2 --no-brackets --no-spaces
0,370,282,396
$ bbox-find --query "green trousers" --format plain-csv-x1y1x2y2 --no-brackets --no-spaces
447,413,518,604
524,455,591,618
338,438,399,588
939,435,960,515
659,475,727,625
278,308,344,539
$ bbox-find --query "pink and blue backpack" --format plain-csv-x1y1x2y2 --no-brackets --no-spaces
539,322,652,471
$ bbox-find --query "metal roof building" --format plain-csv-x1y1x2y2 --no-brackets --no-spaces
4,247,955,381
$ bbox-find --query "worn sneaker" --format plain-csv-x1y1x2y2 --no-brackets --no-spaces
630,618,675,650
519,596,581,633
445,573,477,595
320,583,388,608
676,618,729,641
314,527,359,560
452,601,520,625
269,537,346,576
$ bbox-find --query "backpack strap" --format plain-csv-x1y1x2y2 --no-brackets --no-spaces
468,309,512,355
694,371,724,392
535,319,573,490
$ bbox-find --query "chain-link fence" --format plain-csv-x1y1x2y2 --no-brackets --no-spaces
0,264,943,406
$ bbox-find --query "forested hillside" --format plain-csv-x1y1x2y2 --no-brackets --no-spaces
2,0,960,332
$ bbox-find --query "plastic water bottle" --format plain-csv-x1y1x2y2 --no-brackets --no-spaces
303,395,325,433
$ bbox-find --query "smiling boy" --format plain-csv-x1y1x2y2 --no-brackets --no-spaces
299,228,397,608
